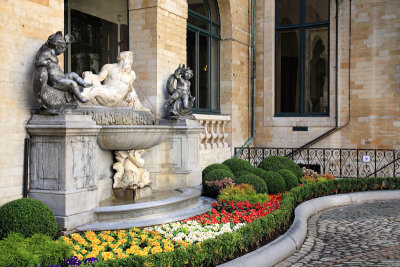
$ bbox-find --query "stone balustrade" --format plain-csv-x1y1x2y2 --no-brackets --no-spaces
194,114,230,150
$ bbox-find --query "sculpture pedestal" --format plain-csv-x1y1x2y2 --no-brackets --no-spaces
26,114,101,231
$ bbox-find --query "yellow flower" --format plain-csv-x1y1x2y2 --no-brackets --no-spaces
81,249,87,255
151,246,163,254
76,254,83,261
74,245,80,251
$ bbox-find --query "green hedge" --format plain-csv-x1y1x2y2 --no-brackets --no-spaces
0,233,72,267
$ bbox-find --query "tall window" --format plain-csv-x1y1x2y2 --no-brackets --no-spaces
65,0,128,75
187,0,220,113
276,0,329,116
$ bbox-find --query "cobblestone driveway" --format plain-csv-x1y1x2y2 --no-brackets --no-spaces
277,200,400,266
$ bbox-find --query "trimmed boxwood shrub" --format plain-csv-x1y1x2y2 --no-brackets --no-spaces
222,158,254,175
277,169,299,191
258,156,302,179
0,198,58,239
217,184,269,204
234,173,268,194
264,171,287,194
202,163,233,178
251,168,286,194
235,170,253,178
203,169,235,183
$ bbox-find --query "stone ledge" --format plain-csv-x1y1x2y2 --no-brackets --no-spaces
219,190,400,267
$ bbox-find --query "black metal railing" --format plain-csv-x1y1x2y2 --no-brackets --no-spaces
234,147,400,178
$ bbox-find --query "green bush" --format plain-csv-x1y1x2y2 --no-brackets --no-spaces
235,170,253,178
0,198,58,239
277,169,299,191
250,168,286,194
234,173,268,194
202,163,233,178
203,169,235,184
264,171,287,194
222,158,254,175
0,233,72,267
258,156,302,179
217,184,269,203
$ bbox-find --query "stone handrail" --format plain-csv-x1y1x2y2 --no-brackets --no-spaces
194,114,231,150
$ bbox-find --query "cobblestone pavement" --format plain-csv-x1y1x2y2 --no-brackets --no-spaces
276,200,400,267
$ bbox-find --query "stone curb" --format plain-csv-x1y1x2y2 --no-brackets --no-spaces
219,190,400,267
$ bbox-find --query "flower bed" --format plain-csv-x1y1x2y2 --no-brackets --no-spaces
61,194,283,263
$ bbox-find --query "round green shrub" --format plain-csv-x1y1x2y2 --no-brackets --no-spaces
203,169,235,183
264,171,287,194
202,163,233,178
277,169,299,191
258,156,302,179
0,198,58,239
234,173,268,194
222,158,254,175
251,168,286,194
235,170,253,178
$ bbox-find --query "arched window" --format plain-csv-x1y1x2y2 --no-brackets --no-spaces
187,0,220,113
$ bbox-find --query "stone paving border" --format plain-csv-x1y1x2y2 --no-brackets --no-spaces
219,190,400,267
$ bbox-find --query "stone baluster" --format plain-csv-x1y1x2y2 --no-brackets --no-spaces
210,120,219,148
199,120,207,150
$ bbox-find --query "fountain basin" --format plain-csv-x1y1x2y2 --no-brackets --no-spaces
97,125,172,150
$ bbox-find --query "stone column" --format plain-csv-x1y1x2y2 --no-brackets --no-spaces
26,114,100,231
129,0,188,118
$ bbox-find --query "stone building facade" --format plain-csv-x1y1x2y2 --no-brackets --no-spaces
0,0,399,206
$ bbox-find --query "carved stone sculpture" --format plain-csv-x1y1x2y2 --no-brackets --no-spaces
82,51,148,111
166,64,195,119
33,31,91,113
112,150,152,190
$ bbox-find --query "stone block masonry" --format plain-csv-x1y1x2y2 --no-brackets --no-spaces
0,0,64,206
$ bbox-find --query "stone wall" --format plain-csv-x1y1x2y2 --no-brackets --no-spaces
255,0,400,150
0,0,64,206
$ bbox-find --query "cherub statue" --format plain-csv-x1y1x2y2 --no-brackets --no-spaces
33,31,91,112
112,150,152,190
165,64,195,119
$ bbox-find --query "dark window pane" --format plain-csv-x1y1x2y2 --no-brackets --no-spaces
277,0,300,25
306,0,329,23
67,0,128,75
212,25,219,35
188,0,208,17
277,30,300,113
187,30,197,103
305,27,329,113
211,38,219,110
209,0,219,22
188,16,209,31
199,34,210,109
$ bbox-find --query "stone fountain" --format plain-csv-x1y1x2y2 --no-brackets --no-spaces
26,32,210,232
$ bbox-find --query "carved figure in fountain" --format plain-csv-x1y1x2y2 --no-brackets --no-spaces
166,64,196,119
113,150,152,190
33,31,91,113
80,51,155,125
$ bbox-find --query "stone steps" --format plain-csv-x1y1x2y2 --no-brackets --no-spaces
76,188,214,231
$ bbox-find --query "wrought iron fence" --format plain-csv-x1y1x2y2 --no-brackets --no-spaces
234,147,400,178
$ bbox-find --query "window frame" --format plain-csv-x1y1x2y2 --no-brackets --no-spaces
275,0,330,117
187,0,221,114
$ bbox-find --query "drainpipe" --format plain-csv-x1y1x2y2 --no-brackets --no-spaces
23,138,30,198
234,0,256,158
291,0,352,152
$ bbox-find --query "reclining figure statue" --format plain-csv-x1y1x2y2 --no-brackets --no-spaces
33,31,91,113
82,51,149,111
